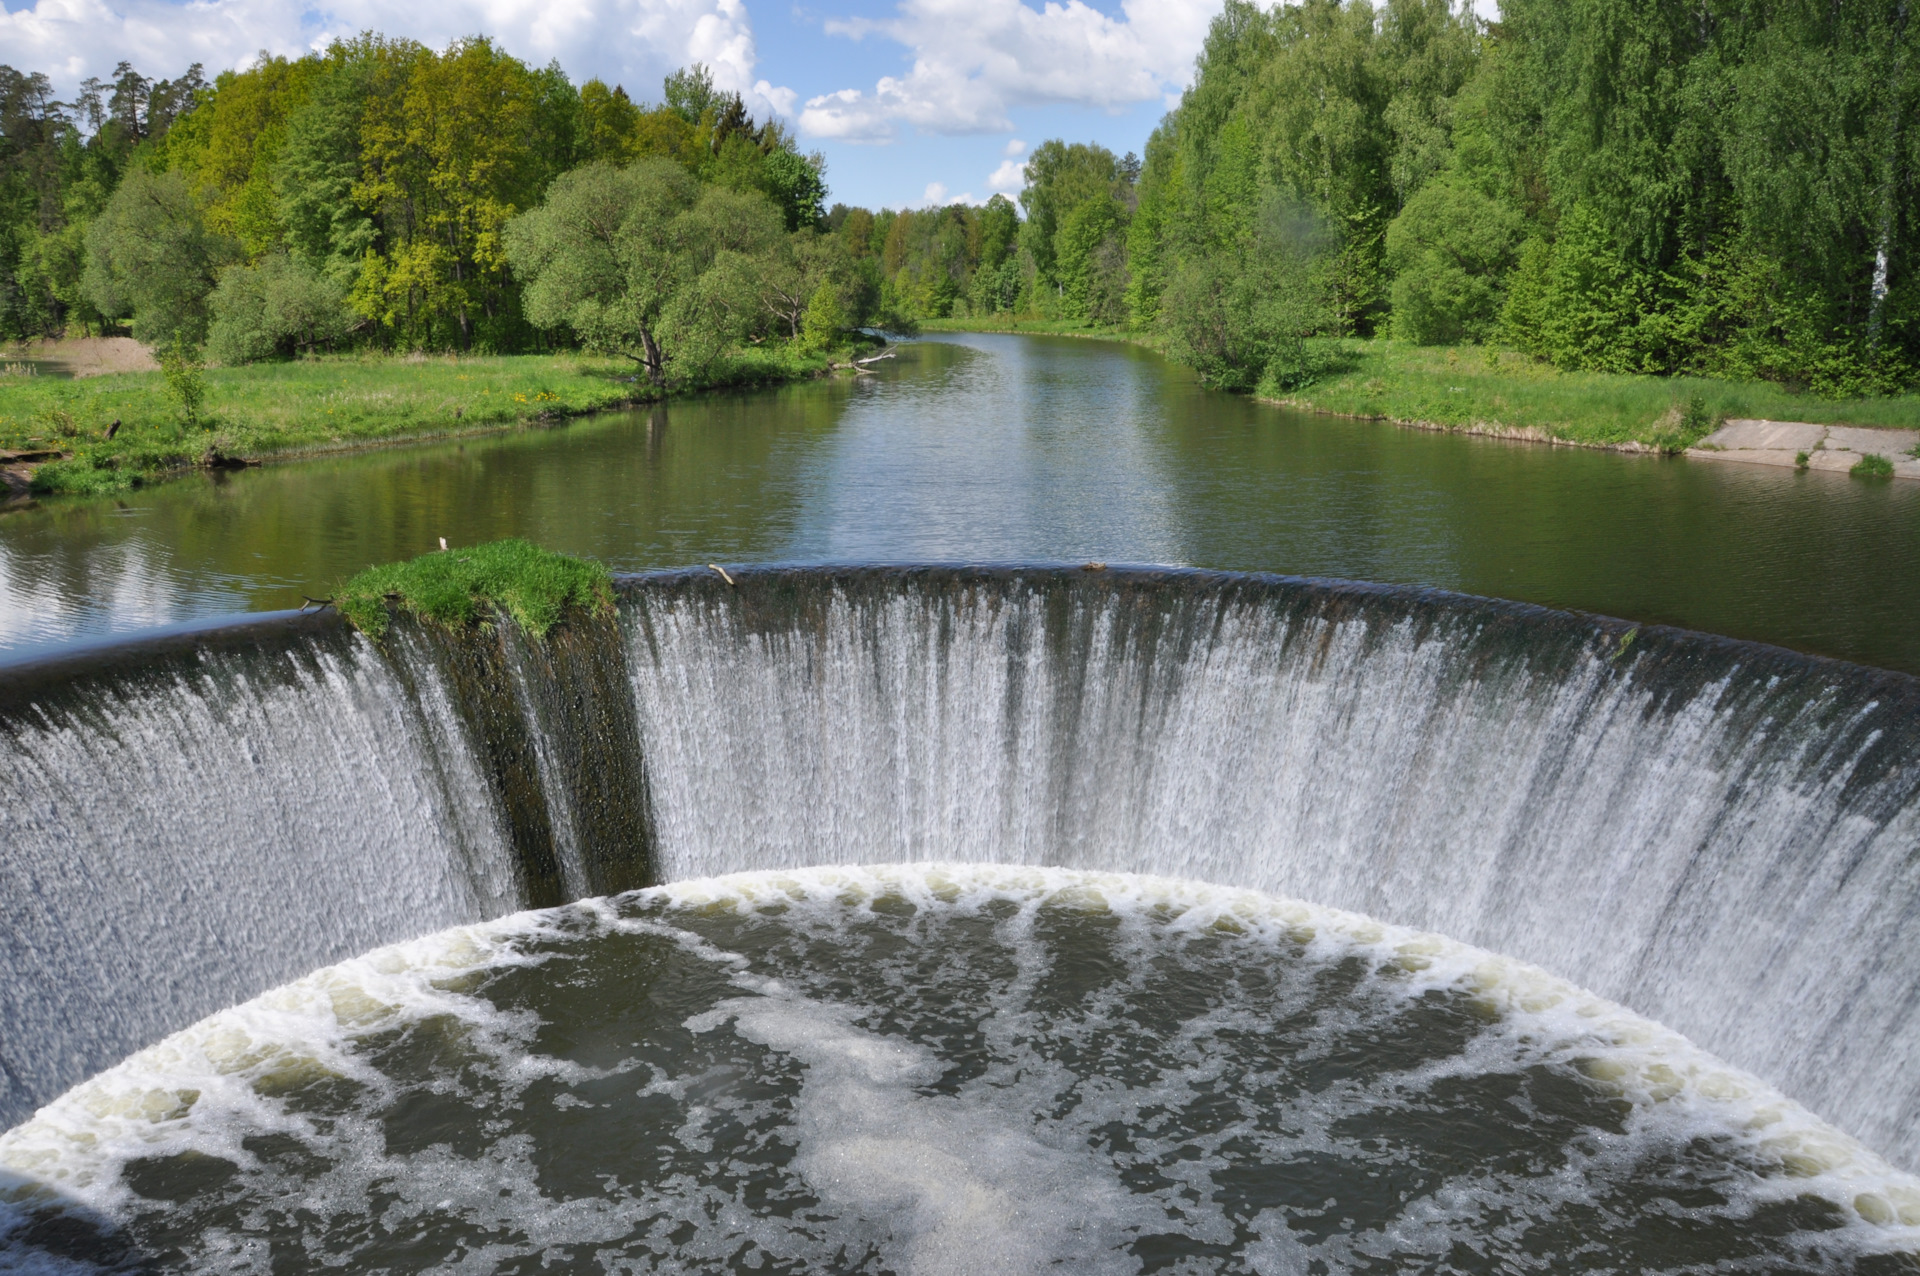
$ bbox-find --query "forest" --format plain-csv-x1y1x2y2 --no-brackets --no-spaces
867,0,1917,399
0,44,844,381
1,0,1914,398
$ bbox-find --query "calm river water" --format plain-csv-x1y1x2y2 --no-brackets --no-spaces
3,332,1917,671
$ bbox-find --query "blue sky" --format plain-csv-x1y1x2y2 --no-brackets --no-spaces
0,0,1220,210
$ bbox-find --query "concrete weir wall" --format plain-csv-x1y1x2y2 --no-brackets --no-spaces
3,567,1919,1169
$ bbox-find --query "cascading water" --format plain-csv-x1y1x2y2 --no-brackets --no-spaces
621,569,1920,1165
3,566,1919,1270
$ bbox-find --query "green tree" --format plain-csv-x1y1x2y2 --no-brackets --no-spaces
275,46,385,284
1383,85,1522,344
504,159,781,383
800,280,847,351
753,229,855,339
1161,195,1332,391
1019,140,1128,308
82,167,231,345
207,249,357,363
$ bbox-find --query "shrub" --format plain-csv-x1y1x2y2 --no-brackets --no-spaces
1160,194,1331,392
1852,453,1895,478
158,336,208,429
207,252,357,364
800,282,847,353
1385,176,1522,345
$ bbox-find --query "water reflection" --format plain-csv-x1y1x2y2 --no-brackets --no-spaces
2,332,1917,672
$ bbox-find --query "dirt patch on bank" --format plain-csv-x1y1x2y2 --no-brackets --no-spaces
3,336,158,377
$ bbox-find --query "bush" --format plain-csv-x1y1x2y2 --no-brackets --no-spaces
1160,194,1331,392
1501,205,1665,374
158,336,208,429
1385,176,1521,345
207,252,357,364
800,281,847,353
1852,452,1895,478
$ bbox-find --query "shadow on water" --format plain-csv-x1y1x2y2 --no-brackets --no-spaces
1,1170,148,1273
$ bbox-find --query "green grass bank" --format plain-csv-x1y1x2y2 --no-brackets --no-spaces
0,346,831,496
337,538,613,640
918,317,1143,343
1278,341,1920,451
923,318,1920,452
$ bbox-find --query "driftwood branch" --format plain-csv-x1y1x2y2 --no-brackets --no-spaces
829,347,898,374
707,563,736,586
300,595,335,612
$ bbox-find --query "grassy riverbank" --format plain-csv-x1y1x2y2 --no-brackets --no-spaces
0,346,830,496
918,317,1145,343
923,317,1920,451
1277,342,1920,451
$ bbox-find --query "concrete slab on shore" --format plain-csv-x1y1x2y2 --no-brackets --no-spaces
1688,419,1920,479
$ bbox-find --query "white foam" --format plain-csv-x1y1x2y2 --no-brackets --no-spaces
4,864,1917,1271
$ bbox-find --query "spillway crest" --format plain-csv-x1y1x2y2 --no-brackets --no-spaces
4,565,1919,1177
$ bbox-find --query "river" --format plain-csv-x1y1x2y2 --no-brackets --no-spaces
3,331,1916,671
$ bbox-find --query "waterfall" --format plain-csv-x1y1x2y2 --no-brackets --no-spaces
0,609,649,1131
3,566,1918,1173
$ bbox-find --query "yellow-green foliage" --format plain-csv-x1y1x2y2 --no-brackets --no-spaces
338,538,612,639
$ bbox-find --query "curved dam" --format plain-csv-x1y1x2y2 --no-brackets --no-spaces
4,564,1920,1181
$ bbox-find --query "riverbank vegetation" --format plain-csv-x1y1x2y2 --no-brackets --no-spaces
0,47,905,393
0,50,865,352
6,0,1915,468
337,538,611,639
1281,343,1920,449
838,0,1917,419
2,346,826,494
0,46,900,491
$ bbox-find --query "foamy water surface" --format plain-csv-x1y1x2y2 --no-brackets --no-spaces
4,864,1916,1273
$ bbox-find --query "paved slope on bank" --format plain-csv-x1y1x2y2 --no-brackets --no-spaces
1688,420,1920,479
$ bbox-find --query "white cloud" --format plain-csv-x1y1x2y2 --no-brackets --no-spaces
1,0,797,119
1003,137,1027,157
798,86,894,141
798,0,1219,140
901,180,984,209
987,157,1027,194
753,79,798,116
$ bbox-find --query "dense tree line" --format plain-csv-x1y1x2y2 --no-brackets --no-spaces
862,0,1916,398
7,2,1913,398
823,141,1141,326
0,45,836,367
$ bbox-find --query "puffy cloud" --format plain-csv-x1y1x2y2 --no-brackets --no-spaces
798,0,1219,140
798,87,894,141
986,158,1027,194
1,0,795,117
883,181,1000,209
